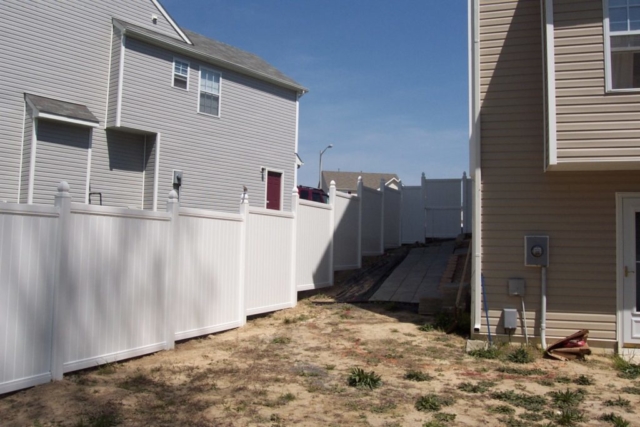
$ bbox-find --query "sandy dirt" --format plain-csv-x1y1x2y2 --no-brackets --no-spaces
1,297,638,427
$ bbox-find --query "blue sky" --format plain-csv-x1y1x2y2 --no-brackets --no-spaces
163,0,468,186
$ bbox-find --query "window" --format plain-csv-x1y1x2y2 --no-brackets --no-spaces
606,0,640,90
198,67,221,116
172,59,189,90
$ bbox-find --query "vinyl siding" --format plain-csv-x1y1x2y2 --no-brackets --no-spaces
119,37,297,212
143,136,157,210
553,0,640,161
19,104,32,204
107,27,122,128
0,0,184,203
32,120,89,205
479,0,640,345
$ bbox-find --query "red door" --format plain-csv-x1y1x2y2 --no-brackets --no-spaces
266,171,282,210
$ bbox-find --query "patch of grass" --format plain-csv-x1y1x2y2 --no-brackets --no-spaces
469,346,501,360
117,372,156,393
347,367,381,390
433,412,456,423
74,403,122,427
403,369,433,382
552,408,586,426
282,314,309,324
548,388,586,408
422,421,446,427
490,390,547,412
620,385,640,395
518,412,543,422
418,323,435,332
555,375,572,384
96,362,118,376
537,378,555,387
271,336,291,344
487,405,515,415
384,351,403,359
325,364,335,371
457,380,496,393
498,418,529,427
507,346,534,364
603,396,631,409
371,400,397,414
613,355,640,380
497,366,547,376
278,392,296,404
600,412,631,427
574,374,594,386
415,393,456,412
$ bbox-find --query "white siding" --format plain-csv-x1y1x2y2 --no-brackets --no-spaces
296,200,332,291
245,208,294,315
333,192,361,270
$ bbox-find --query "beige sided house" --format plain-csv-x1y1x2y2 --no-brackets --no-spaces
469,0,640,352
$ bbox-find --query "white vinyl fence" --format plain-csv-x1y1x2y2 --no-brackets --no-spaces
401,184,426,244
0,176,408,394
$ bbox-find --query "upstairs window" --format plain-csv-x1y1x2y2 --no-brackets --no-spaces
172,59,189,90
198,67,221,116
606,0,640,90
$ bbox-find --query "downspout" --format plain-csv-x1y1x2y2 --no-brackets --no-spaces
469,0,483,333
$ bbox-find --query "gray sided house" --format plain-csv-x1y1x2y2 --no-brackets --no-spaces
470,0,640,353
0,0,306,213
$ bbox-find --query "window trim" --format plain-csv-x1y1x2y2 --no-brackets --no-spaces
262,167,284,211
172,57,190,91
197,66,222,117
603,0,640,92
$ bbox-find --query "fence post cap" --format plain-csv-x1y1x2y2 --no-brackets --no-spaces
292,186,298,194
57,181,70,194
330,180,336,187
168,190,179,201
357,176,362,183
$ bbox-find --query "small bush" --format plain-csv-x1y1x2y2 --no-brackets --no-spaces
553,408,585,426
403,370,433,382
469,346,501,360
415,393,455,412
548,388,586,408
574,374,594,386
613,356,640,379
347,367,381,390
600,412,631,427
506,346,534,364
603,396,631,408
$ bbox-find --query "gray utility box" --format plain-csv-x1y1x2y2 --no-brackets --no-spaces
503,308,518,330
508,278,525,297
524,236,549,267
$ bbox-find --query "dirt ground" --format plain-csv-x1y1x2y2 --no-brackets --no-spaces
1,295,639,427
1,244,638,427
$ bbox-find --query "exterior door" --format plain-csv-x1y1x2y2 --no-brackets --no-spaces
622,197,640,346
266,171,282,210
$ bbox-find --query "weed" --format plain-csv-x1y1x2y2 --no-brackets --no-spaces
548,388,586,408
497,366,547,376
600,412,631,427
487,405,515,415
621,385,640,394
418,323,435,332
603,396,631,409
469,346,501,360
271,336,291,344
498,418,529,427
278,392,296,404
613,356,640,379
552,408,585,426
75,403,122,427
384,352,403,359
574,374,594,386
325,364,336,370
519,412,544,422
507,346,535,364
555,376,572,384
404,370,433,382
96,362,117,376
347,367,381,390
371,400,397,413
283,314,309,324
117,372,156,393
457,380,495,393
422,421,446,427
490,390,547,411
415,393,455,412
433,412,456,422
537,379,555,387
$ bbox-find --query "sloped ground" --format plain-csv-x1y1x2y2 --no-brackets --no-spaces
1,256,639,427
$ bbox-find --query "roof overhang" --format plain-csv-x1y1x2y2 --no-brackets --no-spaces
113,19,308,95
295,153,304,168
25,94,100,128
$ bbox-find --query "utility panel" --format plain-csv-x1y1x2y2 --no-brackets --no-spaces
503,308,518,330
508,278,525,297
524,235,549,267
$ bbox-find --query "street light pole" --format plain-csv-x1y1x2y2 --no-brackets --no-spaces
318,144,333,188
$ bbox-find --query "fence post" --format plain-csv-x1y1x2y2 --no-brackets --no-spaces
238,188,249,325
357,176,363,268
328,181,336,284
289,187,298,306
379,178,385,254
51,181,71,380
398,180,403,247
164,190,179,350
421,172,427,242
462,172,468,234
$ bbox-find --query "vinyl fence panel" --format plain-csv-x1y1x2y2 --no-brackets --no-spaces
175,208,244,340
62,204,170,373
360,187,383,256
333,191,361,270
245,207,295,315
425,179,462,239
295,200,333,291
383,187,402,248
0,204,58,394
401,186,425,244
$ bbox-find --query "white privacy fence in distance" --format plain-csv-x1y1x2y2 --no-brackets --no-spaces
332,189,361,271
360,185,384,256
401,185,426,244
383,186,402,249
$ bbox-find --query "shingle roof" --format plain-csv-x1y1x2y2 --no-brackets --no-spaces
321,171,400,192
25,94,99,124
114,19,306,93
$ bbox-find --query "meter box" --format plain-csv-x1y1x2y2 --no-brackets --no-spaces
524,236,549,267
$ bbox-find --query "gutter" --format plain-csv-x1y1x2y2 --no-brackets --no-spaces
469,0,482,333
113,19,308,96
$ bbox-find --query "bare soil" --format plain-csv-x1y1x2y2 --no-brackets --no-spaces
1,251,639,426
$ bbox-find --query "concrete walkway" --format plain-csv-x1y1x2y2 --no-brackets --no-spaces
369,241,456,303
